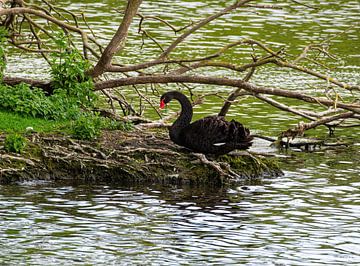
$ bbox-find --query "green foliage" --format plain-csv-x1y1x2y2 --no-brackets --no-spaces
4,133,27,154
100,118,134,131
50,33,96,110
0,27,8,81
71,113,102,140
71,113,134,140
0,32,96,121
0,110,70,133
0,31,128,139
0,83,58,119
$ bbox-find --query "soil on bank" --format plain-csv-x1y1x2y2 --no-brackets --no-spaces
0,128,283,185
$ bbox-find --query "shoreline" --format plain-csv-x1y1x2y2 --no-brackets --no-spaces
0,129,283,186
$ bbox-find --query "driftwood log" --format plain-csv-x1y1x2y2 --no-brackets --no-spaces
0,129,282,186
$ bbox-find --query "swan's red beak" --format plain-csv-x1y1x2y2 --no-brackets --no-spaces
160,99,166,109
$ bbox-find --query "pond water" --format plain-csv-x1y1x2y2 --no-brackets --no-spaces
1,0,360,265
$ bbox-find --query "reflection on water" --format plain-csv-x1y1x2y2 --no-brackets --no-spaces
1,157,359,265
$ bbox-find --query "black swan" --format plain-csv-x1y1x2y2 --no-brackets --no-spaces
159,91,253,155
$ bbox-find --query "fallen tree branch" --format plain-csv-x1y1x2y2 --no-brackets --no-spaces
281,111,355,138
255,94,315,120
191,153,235,179
0,6,102,59
272,59,360,92
89,0,143,78
2,76,52,92
0,154,35,166
94,75,360,114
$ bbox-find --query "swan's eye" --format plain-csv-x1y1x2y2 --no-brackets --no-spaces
160,99,166,109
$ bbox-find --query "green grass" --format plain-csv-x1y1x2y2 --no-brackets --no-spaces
0,110,71,133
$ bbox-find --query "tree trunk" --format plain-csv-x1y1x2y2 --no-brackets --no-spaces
89,0,143,78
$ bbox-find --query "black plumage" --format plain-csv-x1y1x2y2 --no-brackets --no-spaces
160,91,253,155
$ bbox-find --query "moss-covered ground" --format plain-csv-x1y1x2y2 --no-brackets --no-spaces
0,111,283,186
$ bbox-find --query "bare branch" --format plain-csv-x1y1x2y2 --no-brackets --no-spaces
159,0,255,59
289,0,318,10
0,7,99,59
89,0,143,78
94,75,360,114
137,13,193,34
281,112,355,138
218,59,257,117
255,94,315,120
272,59,360,92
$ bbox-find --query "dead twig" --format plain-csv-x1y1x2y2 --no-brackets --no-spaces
0,154,35,166
191,153,237,179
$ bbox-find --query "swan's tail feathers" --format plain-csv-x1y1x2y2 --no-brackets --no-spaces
231,120,253,150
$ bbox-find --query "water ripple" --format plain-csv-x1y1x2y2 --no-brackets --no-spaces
1,171,359,265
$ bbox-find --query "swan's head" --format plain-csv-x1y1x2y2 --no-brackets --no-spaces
159,92,173,109
160,91,188,109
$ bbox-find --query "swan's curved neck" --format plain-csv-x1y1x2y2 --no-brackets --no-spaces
169,92,193,142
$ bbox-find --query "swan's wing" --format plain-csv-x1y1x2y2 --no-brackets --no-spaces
182,116,227,143
182,116,252,150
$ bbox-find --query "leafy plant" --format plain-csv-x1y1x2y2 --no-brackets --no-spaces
71,113,134,140
100,118,134,131
0,31,126,138
0,32,97,121
71,113,102,140
4,133,27,154
50,33,96,110
0,83,60,119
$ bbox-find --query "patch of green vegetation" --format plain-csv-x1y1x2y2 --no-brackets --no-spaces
71,113,102,140
0,83,62,119
102,118,134,131
0,110,71,133
219,154,282,178
0,32,96,121
0,109,133,139
71,113,134,140
49,33,97,121
4,133,27,154
0,46,94,120
0,30,133,140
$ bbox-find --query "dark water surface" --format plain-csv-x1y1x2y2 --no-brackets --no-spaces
1,0,360,265
1,164,359,265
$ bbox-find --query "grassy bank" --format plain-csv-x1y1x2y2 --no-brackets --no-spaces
0,110,70,134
